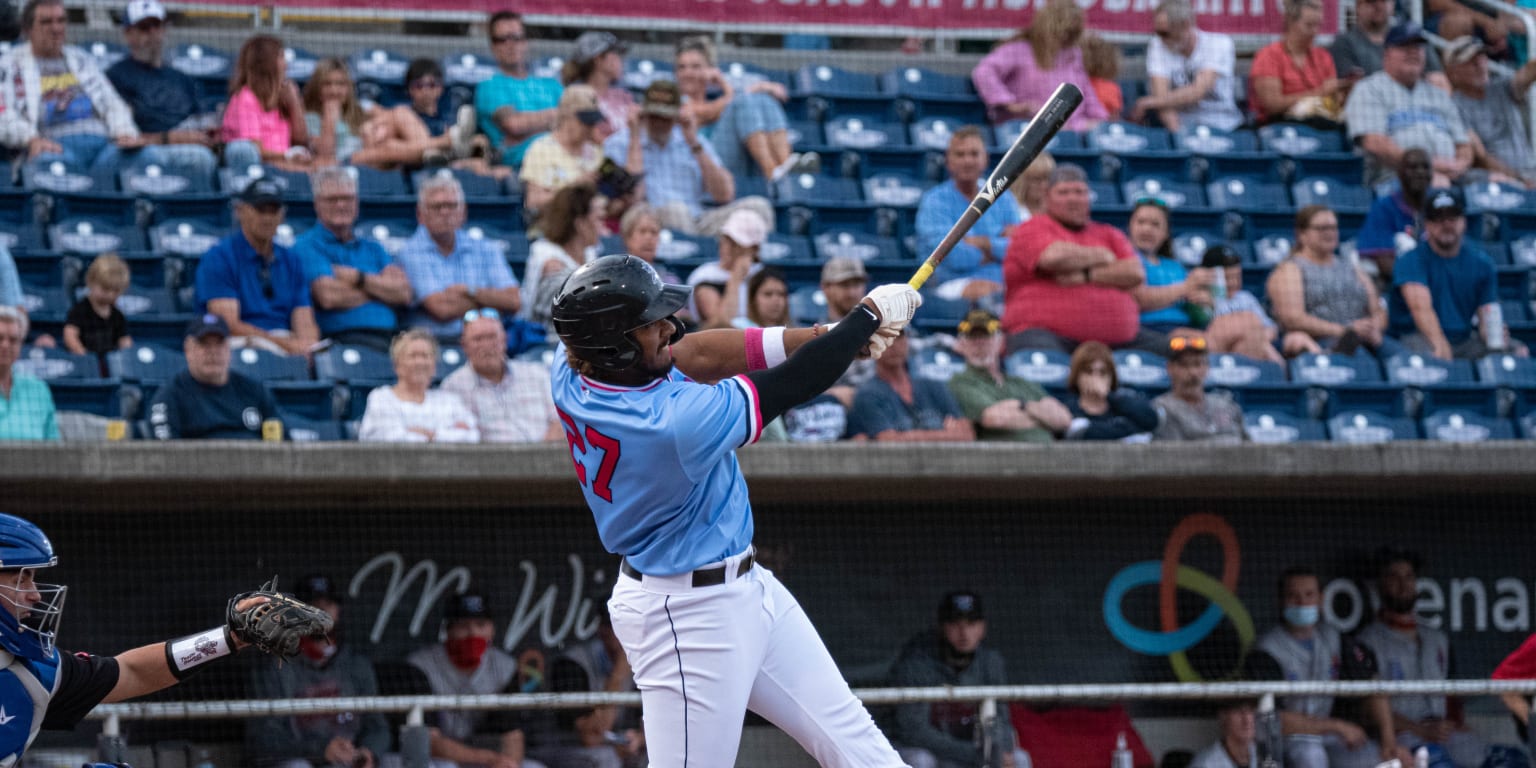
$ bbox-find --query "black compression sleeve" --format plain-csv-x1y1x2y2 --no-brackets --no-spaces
745,305,879,422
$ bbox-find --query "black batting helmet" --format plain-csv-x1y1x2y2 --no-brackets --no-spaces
552,254,691,370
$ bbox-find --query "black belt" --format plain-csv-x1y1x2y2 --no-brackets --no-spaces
621,550,756,588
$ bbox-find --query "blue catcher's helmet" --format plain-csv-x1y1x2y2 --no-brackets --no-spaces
0,514,65,662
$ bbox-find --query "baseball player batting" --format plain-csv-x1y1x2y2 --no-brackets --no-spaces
549,254,921,767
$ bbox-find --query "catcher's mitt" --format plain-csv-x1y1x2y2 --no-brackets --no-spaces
226,577,334,660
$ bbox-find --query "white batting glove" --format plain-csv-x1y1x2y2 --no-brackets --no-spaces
862,284,923,333
865,328,897,359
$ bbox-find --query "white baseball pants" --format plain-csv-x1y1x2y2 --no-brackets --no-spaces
608,558,907,768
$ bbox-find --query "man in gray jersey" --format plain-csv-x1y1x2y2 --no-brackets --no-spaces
1257,567,1407,767
1355,549,1487,768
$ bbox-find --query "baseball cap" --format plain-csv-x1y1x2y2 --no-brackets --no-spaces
293,574,341,604
1423,186,1465,219
957,308,1000,337
1384,22,1428,47
1442,35,1487,65
640,80,682,119
719,208,768,247
937,590,984,623
184,313,230,339
1200,244,1241,269
820,256,868,285
123,0,165,26
445,590,492,621
239,177,285,207
558,84,605,127
572,31,626,65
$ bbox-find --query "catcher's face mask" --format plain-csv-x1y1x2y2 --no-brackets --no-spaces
0,567,66,658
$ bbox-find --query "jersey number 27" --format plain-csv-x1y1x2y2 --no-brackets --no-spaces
556,408,622,502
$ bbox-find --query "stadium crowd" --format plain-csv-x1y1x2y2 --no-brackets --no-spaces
0,0,1534,444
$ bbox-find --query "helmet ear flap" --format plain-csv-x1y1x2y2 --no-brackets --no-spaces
665,317,685,346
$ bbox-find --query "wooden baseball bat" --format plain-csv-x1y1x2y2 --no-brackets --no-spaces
907,82,1085,290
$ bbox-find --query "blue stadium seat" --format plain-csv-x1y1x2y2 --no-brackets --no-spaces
622,58,674,91
1465,181,1533,214
721,61,790,90
442,51,496,87
1086,123,1172,152
1171,232,1222,267
119,159,214,196
79,40,128,71
1290,353,1382,385
284,46,321,83
113,284,185,319
1422,409,1516,441
1419,384,1503,418
1227,384,1313,418
1286,156,1366,187
788,285,825,326
530,56,564,81
863,173,928,208
1292,177,1371,212
13,346,100,380
315,344,394,384
813,230,902,262
1205,353,1287,387
1045,149,1106,181
882,66,974,102
350,48,411,104
1327,410,1418,442
1113,350,1169,389
787,119,826,149
414,167,511,200
46,378,125,419
351,165,413,200
1113,151,1195,182
221,165,312,201
1508,235,1536,268
1174,125,1258,154
654,230,716,264
760,233,815,264
107,344,185,384
825,117,909,150
1324,382,1411,418
1478,353,1536,386
775,173,865,206
280,411,347,442
22,158,112,195
1383,353,1474,386
1004,349,1072,388
230,347,310,382
354,220,416,258
149,220,224,259
436,345,466,382
1251,234,1295,267
1519,410,1536,438
993,121,1083,153
1088,181,1123,207
912,293,969,334
268,382,342,422
48,218,144,256
1207,178,1291,212
514,344,559,367
1123,178,1205,209
794,64,881,100
1258,124,1344,155
908,117,971,152
1244,410,1326,443
1194,152,1282,185
909,345,967,381
170,43,232,98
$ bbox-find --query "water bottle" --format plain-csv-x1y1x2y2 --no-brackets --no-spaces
1210,267,1228,302
1110,731,1133,768
1485,302,1507,351
1256,693,1282,768
1414,746,1430,768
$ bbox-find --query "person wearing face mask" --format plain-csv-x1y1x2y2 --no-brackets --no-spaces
1256,567,1408,768
1356,549,1488,768
407,590,548,768
247,575,391,768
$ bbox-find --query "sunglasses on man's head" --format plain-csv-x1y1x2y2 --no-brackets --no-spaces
463,308,502,323
1168,335,1208,353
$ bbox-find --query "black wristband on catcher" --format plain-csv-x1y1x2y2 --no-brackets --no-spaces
164,626,236,680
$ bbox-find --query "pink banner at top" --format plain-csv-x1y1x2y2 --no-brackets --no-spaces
240,0,1335,36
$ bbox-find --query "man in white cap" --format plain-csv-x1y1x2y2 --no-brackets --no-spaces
1443,35,1536,186
686,207,768,328
106,0,218,188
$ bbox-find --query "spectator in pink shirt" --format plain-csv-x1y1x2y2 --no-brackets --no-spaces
222,34,311,171
971,0,1109,130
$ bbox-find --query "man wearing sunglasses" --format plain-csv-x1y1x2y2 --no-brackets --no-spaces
1133,0,1242,131
195,177,320,356
105,0,218,189
475,11,562,168
1152,334,1249,443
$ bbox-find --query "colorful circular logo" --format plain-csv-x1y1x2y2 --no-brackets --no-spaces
1102,514,1254,681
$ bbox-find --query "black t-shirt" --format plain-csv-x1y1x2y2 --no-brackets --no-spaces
412,105,449,137
64,299,127,356
105,58,200,134
147,370,279,440
44,651,120,730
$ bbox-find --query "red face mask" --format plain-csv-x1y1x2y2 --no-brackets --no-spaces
445,636,488,670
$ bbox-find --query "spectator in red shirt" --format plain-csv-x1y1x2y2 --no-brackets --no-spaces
1249,0,1351,125
1492,633,1536,742
1002,164,1157,355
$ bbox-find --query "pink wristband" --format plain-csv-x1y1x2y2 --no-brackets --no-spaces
744,327,767,371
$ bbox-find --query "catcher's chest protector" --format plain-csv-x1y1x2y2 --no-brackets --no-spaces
0,650,58,768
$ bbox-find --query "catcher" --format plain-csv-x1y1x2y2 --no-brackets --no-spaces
0,512,334,766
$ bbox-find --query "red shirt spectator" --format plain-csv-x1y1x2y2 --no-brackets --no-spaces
1248,1,1345,125
1002,165,1147,352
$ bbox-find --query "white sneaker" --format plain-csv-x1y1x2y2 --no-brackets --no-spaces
450,105,477,159
770,151,821,182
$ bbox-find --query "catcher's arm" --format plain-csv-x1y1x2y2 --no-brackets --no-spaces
104,578,333,703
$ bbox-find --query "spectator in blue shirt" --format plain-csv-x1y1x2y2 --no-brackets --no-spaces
394,174,521,338
603,79,774,237
1356,148,1432,282
474,11,562,168
294,167,412,353
148,313,281,440
916,126,1021,303
104,0,218,191
195,178,319,356
1388,186,1525,359
0,307,59,441
848,331,975,442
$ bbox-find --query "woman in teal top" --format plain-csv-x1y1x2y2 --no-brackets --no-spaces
1127,198,1213,333
0,308,59,441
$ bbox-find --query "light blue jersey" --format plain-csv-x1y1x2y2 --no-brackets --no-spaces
550,346,765,576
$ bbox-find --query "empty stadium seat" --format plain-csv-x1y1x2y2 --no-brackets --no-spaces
1112,151,1195,182
863,173,928,208
80,39,127,71
230,347,310,382
1327,410,1418,442
1171,232,1222,267
1113,350,1169,389
268,382,342,422
350,48,411,104
1205,353,1287,387
48,218,145,256
1004,349,1072,388
1477,353,1536,386
442,51,496,86
825,117,908,150
788,285,825,326
813,230,902,262
1465,181,1533,213
13,346,100,380
47,378,125,419
120,161,213,196
775,173,865,208
1206,178,1291,212
1292,177,1371,212
1244,410,1326,443
149,220,224,258
907,117,966,151
170,43,232,97
1228,384,1313,418
23,158,109,194
1258,123,1344,155
1421,409,1515,442
281,411,347,442
993,121,1083,152
1383,353,1474,386
1290,353,1382,385
787,119,826,149
1251,234,1295,267
1123,178,1204,209
354,220,416,257
107,344,185,384
1418,384,1503,418
462,224,526,265
220,165,312,200
284,47,321,83
1086,123,1171,152
622,58,674,90
912,294,969,334
1286,155,1366,187
882,66,974,101
1174,125,1258,154
795,64,880,99
651,230,716,263
315,344,394,383
760,233,815,264
909,345,967,381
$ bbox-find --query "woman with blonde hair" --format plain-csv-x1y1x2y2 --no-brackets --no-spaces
303,58,476,169
1248,0,1348,125
1010,151,1055,218
359,329,480,443
972,0,1109,129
